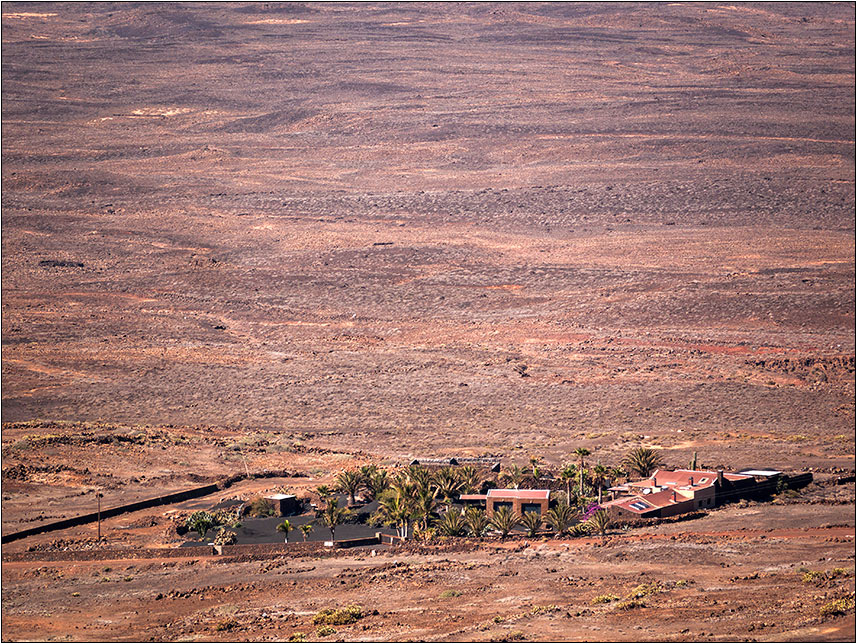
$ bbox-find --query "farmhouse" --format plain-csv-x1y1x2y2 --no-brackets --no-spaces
602,468,771,519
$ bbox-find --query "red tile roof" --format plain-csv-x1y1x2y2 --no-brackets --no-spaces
486,489,550,500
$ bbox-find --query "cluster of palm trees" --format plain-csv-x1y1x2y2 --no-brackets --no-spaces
295,446,663,543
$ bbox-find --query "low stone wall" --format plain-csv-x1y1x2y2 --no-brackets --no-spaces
2,546,215,563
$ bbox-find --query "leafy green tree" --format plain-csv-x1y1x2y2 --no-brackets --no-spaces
437,508,467,537
299,523,314,542
545,503,575,536
489,507,519,538
317,499,350,541
277,519,294,543
622,447,663,478
587,509,611,537
573,448,591,495
186,511,216,539
336,469,364,505
465,507,490,538
520,511,543,538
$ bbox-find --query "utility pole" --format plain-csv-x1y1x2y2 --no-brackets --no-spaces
96,492,104,541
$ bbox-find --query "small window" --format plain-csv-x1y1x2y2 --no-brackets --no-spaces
699,478,708,484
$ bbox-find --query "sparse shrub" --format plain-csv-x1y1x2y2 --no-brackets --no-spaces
315,625,336,637
490,631,527,642
246,497,275,517
312,605,364,625
215,618,238,631
615,599,646,610
213,527,237,546
802,569,852,585
440,589,462,598
675,580,688,587
288,632,307,642
819,594,855,617
628,582,662,598
492,615,505,623
71,592,80,597
529,604,560,615
592,594,620,604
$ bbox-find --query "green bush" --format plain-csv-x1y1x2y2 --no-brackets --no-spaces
440,589,462,598
312,605,364,625
627,582,662,598
615,599,645,610
315,625,336,637
287,632,306,642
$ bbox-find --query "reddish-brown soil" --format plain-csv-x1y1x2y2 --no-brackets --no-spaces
1,2,854,642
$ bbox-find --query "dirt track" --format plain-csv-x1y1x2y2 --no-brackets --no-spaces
1,2,855,641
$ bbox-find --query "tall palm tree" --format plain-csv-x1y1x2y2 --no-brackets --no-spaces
403,465,433,494
559,463,577,504
545,503,575,536
336,469,364,505
573,448,591,495
299,523,314,542
437,508,467,537
520,511,543,538
277,519,293,543
376,488,414,539
414,488,438,532
503,464,526,490
433,467,462,504
490,507,519,538
456,465,480,494
592,463,608,505
317,499,350,541
465,507,490,538
622,447,663,478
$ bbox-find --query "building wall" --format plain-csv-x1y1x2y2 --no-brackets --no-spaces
486,497,548,517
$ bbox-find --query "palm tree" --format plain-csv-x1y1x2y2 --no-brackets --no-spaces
503,464,526,490
622,447,663,478
529,455,542,481
520,511,543,538
403,465,433,495
364,469,390,500
317,499,350,541
414,488,438,532
277,519,293,543
489,507,519,538
559,464,577,504
592,464,608,504
587,509,611,537
376,489,414,539
465,507,490,538
456,465,480,494
336,469,364,505
316,485,333,503
609,466,626,486
437,508,467,537
544,503,575,536
299,523,314,542
573,448,591,495
433,467,462,504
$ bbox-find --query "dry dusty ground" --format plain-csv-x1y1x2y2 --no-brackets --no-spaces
1,2,855,641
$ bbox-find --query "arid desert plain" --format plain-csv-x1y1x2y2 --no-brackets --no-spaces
1,2,855,642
